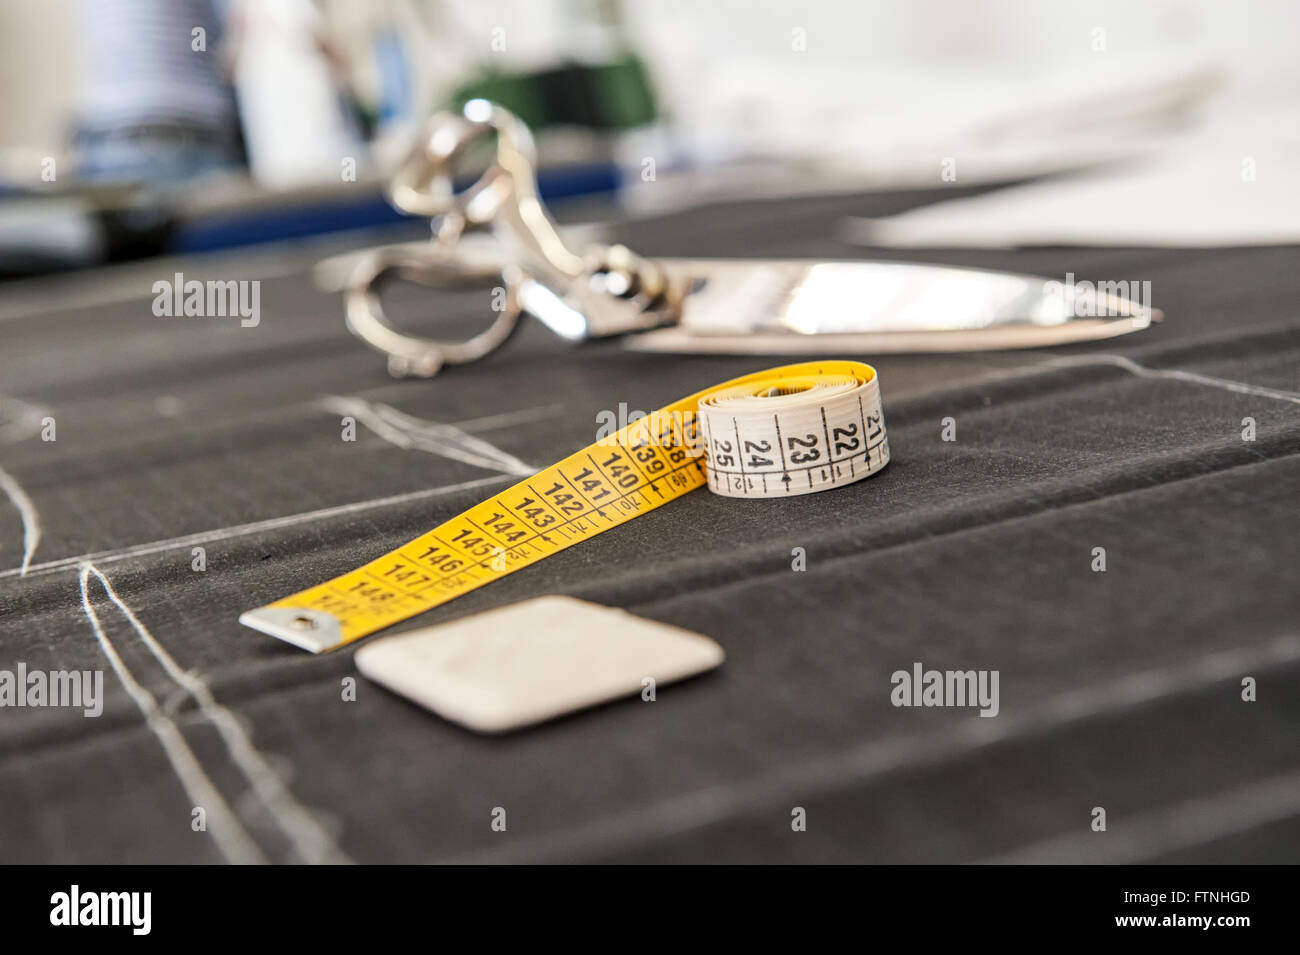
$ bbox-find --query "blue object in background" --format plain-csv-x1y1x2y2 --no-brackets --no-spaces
170,163,621,254
373,28,415,129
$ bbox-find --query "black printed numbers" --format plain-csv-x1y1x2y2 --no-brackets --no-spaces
412,544,465,573
599,452,641,489
832,423,860,455
541,481,585,514
511,495,556,529
786,433,820,464
744,438,773,468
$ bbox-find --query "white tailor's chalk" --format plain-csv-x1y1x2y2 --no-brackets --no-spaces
354,596,724,733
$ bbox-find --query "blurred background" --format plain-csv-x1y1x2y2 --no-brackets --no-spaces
1,0,1298,277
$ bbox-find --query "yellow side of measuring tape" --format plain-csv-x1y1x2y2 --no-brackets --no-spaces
240,360,888,652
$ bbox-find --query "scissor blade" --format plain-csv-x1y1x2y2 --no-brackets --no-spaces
629,259,1158,353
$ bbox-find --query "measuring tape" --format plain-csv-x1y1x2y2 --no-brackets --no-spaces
240,360,889,652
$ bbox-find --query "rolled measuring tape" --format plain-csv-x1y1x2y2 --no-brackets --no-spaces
240,360,888,652
698,369,886,497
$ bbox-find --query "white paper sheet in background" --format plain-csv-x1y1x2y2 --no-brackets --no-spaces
619,54,1223,214
841,102,1300,248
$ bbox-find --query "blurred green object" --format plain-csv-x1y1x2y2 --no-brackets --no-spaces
451,54,658,131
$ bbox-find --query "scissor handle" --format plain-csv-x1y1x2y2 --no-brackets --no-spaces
387,100,530,220
386,100,590,279
349,101,684,377
344,244,522,379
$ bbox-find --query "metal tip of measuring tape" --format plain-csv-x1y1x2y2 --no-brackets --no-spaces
238,607,345,653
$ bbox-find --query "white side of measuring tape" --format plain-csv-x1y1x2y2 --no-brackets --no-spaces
699,372,888,497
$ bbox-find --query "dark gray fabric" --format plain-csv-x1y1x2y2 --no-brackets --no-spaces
0,186,1297,863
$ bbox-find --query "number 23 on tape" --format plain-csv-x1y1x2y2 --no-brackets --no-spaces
240,360,889,652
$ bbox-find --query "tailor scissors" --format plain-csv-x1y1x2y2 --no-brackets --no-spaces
340,99,1158,378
